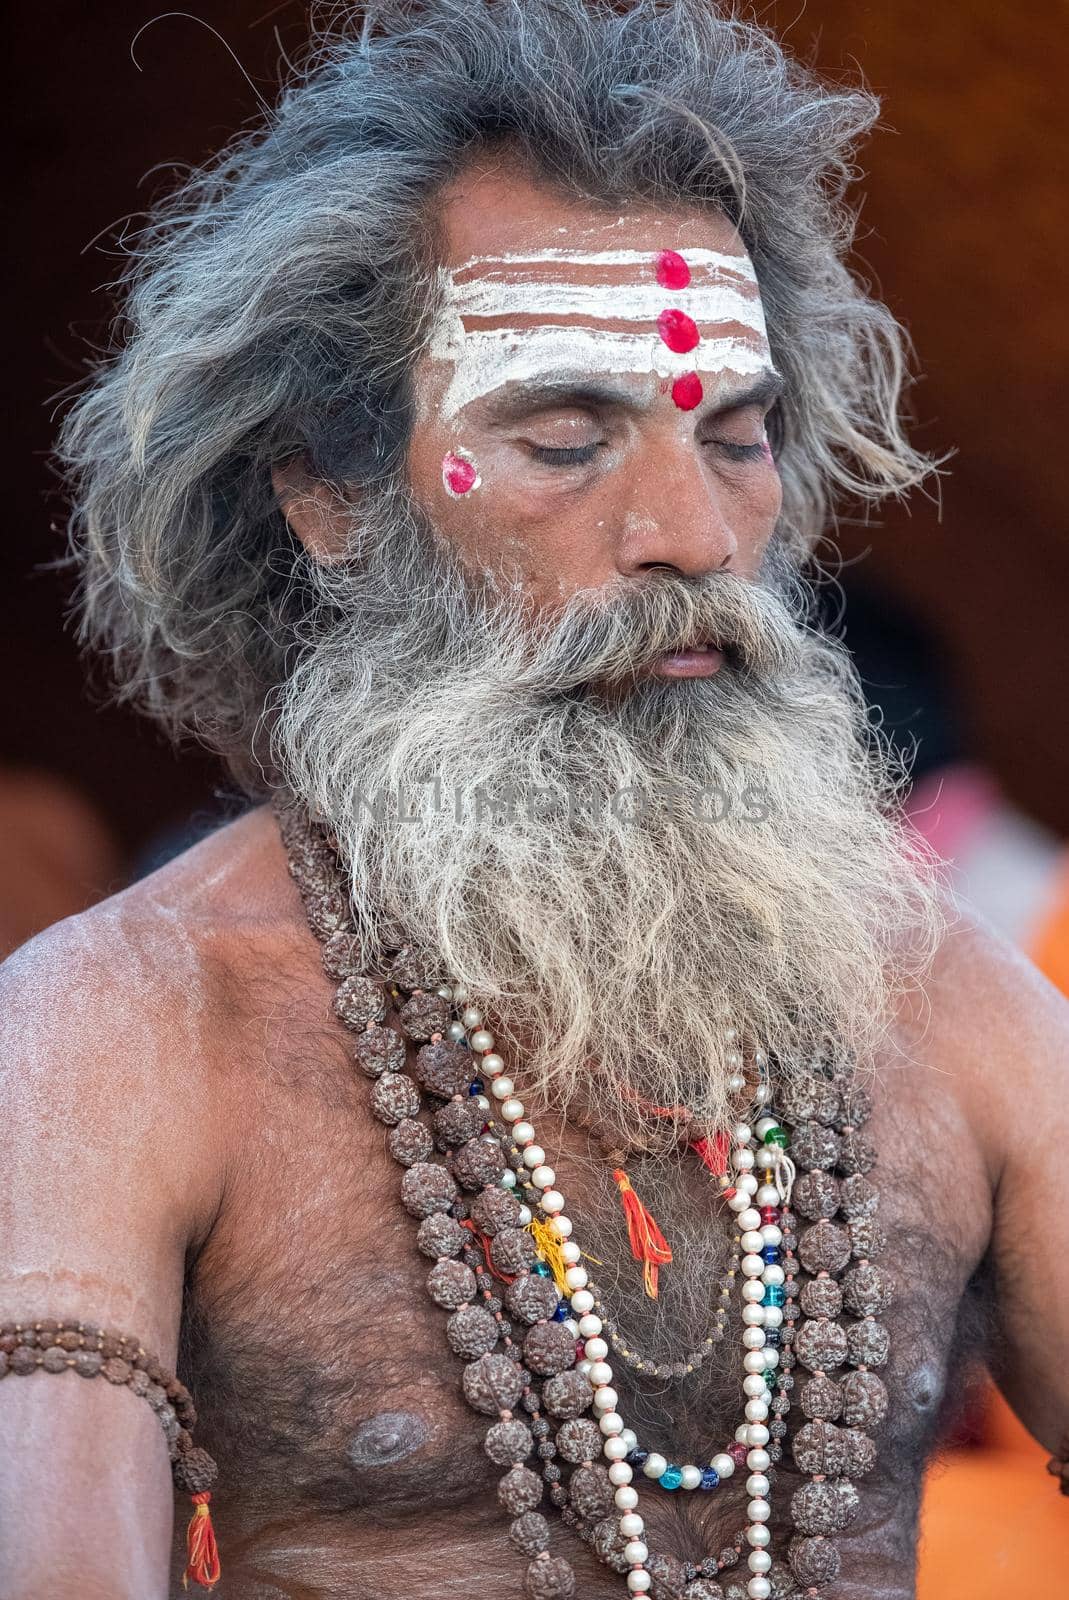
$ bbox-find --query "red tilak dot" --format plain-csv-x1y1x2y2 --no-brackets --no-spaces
655,249,691,290
656,307,700,354
442,451,478,496
671,372,703,411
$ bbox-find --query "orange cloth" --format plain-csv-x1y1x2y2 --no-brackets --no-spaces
1031,854,1069,996
917,1388,1069,1595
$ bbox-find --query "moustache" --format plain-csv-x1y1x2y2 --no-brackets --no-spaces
503,569,807,697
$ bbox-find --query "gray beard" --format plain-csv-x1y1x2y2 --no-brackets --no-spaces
274,478,947,1158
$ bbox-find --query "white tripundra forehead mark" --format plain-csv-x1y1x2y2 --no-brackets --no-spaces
441,277,763,328
430,248,769,419
453,248,758,279
432,327,770,418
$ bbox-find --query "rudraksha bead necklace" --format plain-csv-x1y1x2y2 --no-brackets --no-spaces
278,794,892,1598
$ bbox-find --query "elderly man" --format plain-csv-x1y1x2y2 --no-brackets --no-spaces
2,3,1066,1597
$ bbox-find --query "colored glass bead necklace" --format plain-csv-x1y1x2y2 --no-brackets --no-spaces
461,1007,800,1597
488,1093,794,1506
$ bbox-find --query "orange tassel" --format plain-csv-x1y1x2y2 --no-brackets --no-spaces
612,1169,672,1299
182,1492,221,1591
690,1132,729,1176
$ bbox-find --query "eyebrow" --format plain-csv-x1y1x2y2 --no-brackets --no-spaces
479,367,785,424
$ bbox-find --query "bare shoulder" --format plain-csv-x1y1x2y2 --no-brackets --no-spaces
0,801,302,1070
0,804,312,1319
891,894,1069,1183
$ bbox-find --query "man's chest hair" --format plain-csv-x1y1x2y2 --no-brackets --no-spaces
176,1012,996,1528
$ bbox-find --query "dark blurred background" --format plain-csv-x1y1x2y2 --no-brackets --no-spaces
7,0,1069,932
5,4,1069,1585
6,1,1068,877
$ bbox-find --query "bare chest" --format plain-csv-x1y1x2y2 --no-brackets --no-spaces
177,1015,995,1596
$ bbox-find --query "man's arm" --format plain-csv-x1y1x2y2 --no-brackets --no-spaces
0,906,227,1600
932,910,1069,1463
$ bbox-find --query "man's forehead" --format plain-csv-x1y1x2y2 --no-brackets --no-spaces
425,166,770,422
430,263,768,415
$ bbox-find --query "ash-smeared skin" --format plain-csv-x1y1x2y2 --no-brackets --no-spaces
4,808,1065,1599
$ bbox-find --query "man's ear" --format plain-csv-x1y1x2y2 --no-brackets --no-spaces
271,457,356,562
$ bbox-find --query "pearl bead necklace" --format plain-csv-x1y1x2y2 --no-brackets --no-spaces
450,991,795,1598
580,1133,789,1598
491,1099,746,1383
497,1111,783,1498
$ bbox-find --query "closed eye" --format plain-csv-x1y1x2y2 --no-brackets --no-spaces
529,443,604,467
531,440,768,466
710,439,768,462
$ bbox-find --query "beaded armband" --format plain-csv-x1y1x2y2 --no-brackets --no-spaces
0,1318,221,1590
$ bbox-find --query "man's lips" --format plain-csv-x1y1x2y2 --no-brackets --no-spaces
647,643,726,680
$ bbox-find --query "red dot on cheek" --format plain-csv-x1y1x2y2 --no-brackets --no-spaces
671,372,703,411
656,307,700,354
655,249,691,290
442,451,479,496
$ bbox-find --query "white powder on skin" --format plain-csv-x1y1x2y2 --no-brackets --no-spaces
428,249,770,420
452,248,757,278
441,278,763,328
433,328,770,419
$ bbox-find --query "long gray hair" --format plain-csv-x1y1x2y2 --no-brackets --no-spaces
59,0,931,783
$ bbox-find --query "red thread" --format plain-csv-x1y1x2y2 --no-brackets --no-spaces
671,372,703,411
181,1492,221,1590
656,308,700,353
617,1082,692,1121
460,1218,516,1283
690,1132,729,1175
612,1169,672,1299
655,249,691,290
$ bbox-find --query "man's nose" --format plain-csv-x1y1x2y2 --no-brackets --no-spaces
613,443,739,580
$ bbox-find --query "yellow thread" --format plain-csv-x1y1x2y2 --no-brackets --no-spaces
529,1217,572,1295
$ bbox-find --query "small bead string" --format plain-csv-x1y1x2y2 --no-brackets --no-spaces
488,1107,745,1379
0,1318,222,1588
0,1319,210,1475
